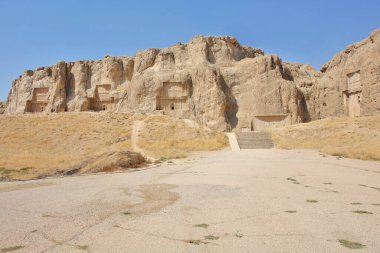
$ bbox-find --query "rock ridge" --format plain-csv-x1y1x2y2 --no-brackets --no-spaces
4,31,380,131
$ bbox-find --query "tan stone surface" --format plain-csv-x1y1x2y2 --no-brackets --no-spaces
4,30,380,130
309,29,380,119
4,36,314,131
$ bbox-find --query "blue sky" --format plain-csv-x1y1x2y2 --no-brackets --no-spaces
0,0,379,100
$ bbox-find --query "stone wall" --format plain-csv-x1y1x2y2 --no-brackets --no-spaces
156,82,190,117
252,114,291,131
26,87,49,113
88,84,116,111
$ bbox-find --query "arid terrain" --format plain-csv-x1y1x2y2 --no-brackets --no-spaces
0,149,379,253
5,29,380,134
0,113,227,181
270,115,380,161
0,1,379,252
1,113,379,182
0,113,380,253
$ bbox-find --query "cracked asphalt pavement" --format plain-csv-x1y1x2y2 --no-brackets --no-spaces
1,149,380,252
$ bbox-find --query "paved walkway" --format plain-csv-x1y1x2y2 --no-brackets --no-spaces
0,149,380,252
225,132,240,151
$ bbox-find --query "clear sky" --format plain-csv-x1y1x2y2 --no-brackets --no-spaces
0,0,379,101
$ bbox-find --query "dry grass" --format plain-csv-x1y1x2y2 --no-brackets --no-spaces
82,151,147,173
0,112,227,181
270,115,380,161
0,112,146,180
139,115,228,158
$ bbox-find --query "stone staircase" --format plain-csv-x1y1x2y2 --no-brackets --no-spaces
235,132,274,149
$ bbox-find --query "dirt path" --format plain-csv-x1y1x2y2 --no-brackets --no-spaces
131,120,145,155
131,118,155,161
1,149,380,252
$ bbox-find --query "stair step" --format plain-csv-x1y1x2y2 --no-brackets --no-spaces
235,131,274,149
237,142,273,145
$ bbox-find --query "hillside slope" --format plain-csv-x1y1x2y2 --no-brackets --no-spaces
270,116,380,161
0,113,227,181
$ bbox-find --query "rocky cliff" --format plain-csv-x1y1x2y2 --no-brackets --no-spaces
0,101,5,114
309,29,380,119
4,30,380,131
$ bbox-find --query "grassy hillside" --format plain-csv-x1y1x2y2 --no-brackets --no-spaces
139,116,228,158
270,115,380,161
0,113,228,181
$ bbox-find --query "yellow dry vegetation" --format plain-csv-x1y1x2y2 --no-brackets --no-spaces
0,112,228,181
139,115,228,158
270,115,380,161
0,112,144,180
0,113,147,179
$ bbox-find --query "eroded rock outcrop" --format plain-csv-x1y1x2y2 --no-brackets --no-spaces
0,101,5,114
309,29,380,119
5,30,380,131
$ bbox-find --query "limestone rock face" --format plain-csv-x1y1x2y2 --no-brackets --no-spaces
5,30,380,131
282,62,321,121
310,29,380,119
